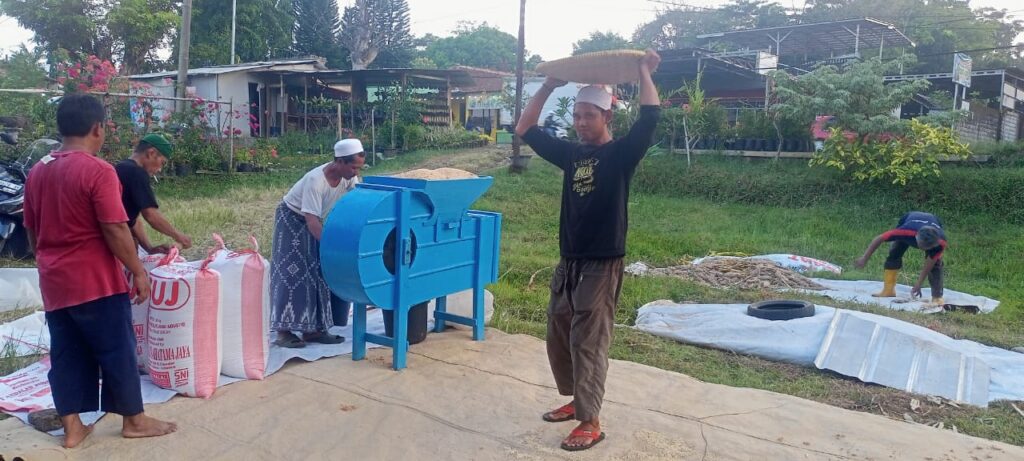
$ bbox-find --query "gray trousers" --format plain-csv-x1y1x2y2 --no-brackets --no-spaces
547,257,624,422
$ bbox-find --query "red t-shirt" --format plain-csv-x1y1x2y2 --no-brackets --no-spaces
23,151,130,311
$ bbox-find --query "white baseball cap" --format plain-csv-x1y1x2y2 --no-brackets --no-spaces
575,85,613,111
334,138,364,158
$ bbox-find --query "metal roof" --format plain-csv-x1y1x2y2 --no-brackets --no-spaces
697,18,915,57
653,48,768,92
315,68,477,89
884,68,1024,84
129,59,324,79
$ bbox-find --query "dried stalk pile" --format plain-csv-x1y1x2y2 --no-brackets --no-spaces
649,258,826,291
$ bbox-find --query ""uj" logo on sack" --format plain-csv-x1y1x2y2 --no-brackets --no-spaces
149,275,192,311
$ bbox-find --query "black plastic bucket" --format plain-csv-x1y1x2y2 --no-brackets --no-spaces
383,302,429,345
330,293,350,327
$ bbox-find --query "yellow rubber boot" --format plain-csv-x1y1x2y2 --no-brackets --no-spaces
872,270,898,297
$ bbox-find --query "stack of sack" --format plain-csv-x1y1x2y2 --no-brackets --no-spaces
133,235,271,398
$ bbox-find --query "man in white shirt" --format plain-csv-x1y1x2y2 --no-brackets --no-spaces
270,139,366,348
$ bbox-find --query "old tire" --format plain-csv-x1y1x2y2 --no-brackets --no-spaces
747,300,815,321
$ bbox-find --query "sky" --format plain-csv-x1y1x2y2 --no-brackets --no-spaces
0,0,1020,61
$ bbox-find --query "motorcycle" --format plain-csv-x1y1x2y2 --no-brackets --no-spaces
542,113,569,140
0,136,61,258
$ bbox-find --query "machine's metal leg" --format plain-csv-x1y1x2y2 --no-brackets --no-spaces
472,287,485,341
433,296,447,333
393,305,409,370
352,303,367,361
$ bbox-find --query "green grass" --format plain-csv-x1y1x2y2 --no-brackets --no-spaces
2,148,1022,445
0,307,42,377
483,157,1022,335
479,155,1024,446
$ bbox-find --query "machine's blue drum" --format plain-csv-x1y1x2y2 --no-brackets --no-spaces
320,176,499,310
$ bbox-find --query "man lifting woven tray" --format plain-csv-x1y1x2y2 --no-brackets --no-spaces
535,49,648,85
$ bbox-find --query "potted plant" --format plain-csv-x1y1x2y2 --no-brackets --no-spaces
173,160,193,177
242,140,277,172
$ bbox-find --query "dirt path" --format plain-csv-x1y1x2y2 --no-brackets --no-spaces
3,330,1021,460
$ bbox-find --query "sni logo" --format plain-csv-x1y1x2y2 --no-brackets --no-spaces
149,275,192,310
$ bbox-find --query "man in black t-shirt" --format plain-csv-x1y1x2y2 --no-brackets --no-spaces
515,49,661,452
115,133,191,254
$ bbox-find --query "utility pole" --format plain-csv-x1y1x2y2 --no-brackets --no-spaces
231,0,237,64
510,0,527,173
176,0,193,112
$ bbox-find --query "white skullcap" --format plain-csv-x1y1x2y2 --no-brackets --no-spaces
334,138,364,158
575,85,613,111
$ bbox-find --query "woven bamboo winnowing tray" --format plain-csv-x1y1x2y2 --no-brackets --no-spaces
535,50,646,84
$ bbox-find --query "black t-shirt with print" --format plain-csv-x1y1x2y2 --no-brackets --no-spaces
521,105,660,259
115,159,159,228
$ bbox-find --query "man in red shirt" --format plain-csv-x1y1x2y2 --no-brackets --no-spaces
23,94,177,448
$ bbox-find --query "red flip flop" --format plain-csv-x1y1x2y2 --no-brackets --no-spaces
542,403,575,422
560,428,606,451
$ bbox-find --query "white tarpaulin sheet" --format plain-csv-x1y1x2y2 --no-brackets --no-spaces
634,302,1024,405
802,279,1001,313
815,311,990,405
0,268,42,312
0,311,48,356
624,256,1001,314
0,307,404,434
0,289,492,359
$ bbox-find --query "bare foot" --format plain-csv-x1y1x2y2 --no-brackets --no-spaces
61,414,95,449
561,420,604,451
122,413,178,439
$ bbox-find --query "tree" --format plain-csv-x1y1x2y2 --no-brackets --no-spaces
339,0,414,70
718,0,789,31
185,0,296,67
293,0,345,68
409,56,437,69
770,58,928,137
769,57,968,184
0,0,110,61
526,54,542,70
106,0,179,74
633,8,723,50
633,1,788,50
0,46,47,89
1,0,177,73
572,31,634,55
423,22,524,72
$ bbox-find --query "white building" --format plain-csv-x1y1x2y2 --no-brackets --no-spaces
129,58,347,138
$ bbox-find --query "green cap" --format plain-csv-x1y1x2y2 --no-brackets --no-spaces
141,133,174,158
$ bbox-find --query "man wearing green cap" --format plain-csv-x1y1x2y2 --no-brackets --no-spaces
114,133,192,254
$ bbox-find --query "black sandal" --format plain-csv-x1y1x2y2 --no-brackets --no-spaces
275,334,306,348
303,333,346,344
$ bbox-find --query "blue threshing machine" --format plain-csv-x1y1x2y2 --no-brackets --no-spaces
320,175,501,370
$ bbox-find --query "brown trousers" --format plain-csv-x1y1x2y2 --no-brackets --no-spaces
546,257,624,422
